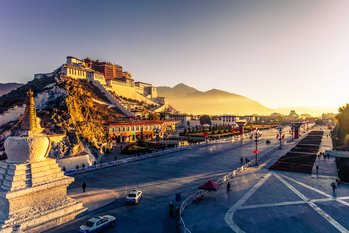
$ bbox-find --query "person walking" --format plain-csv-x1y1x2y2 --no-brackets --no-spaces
240,157,243,164
316,165,319,174
331,181,337,196
82,181,87,193
227,182,231,192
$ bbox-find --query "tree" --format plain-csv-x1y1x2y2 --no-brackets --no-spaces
199,115,211,126
148,112,160,121
314,119,324,125
337,104,349,134
159,112,166,120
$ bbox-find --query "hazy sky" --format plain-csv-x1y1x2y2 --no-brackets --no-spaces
1,0,349,114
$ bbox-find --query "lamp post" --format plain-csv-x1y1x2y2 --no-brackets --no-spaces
277,124,283,149
253,128,261,166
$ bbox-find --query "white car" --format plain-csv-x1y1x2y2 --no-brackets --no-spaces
79,215,116,233
126,190,142,204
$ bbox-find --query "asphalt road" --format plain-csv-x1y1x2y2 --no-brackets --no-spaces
46,128,291,233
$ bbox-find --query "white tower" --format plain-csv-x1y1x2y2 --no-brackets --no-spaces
0,90,86,233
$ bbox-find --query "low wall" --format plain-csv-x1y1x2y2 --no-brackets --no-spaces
57,153,95,171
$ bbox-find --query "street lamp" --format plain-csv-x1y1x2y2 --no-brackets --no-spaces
277,124,283,149
252,128,261,166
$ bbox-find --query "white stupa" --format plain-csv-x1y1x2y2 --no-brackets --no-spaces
0,90,86,233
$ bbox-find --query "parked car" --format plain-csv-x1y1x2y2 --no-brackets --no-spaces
79,215,116,233
126,190,142,204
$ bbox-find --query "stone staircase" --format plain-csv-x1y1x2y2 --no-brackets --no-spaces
89,79,133,117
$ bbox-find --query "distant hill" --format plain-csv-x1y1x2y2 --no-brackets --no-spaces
157,83,272,115
0,83,23,96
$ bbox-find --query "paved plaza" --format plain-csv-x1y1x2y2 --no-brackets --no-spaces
184,129,349,233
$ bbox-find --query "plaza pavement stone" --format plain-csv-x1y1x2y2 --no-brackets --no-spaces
234,204,339,233
242,175,302,206
316,201,349,230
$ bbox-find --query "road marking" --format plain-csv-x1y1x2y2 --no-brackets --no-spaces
274,174,349,233
279,174,332,198
279,174,349,207
224,172,272,233
238,198,333,210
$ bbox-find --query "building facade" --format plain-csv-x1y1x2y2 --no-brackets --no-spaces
90,60,123,80
56,56,163,106
109,120,176,143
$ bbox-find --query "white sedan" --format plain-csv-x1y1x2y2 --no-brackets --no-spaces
126,190,142,204
79,215,116,233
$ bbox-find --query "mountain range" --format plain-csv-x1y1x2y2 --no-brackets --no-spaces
0,83,22,96
157,83,272,115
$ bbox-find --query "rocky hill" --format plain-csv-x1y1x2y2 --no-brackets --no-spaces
157,83,272,115
0,72,125,159
0,83,23,96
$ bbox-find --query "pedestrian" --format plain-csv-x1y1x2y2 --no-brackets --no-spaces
227,182,231,192
316,165,319,174
327,153,330,159
240,157,243,164
323,153,326,160
114,156,117,161
82,181,87,193
331,181,337,196
245,158,248,163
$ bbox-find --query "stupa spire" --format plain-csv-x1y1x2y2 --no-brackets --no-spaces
21,89,37,132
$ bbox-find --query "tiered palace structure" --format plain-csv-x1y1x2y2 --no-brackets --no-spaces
35,56,169,117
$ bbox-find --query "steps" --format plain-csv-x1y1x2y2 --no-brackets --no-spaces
89,79,133,117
